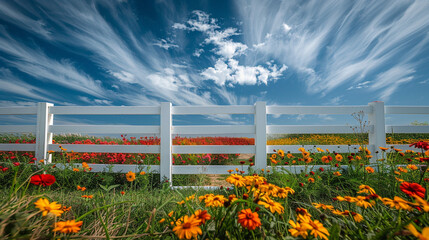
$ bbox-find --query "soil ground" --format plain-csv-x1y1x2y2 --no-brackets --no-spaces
205,154,255,186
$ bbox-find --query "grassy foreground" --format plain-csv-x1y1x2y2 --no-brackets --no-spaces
1,142,429,239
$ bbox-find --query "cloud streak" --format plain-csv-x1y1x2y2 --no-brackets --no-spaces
236,0,429,100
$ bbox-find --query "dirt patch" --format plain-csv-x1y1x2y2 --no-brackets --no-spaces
205,174,232,187
238,154,254,160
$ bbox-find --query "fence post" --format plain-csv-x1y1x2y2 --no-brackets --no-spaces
35,102,54,164
160,102,172,185
255,102,267,171
368,101,386,163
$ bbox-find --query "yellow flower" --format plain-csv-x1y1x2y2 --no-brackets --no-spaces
186,194,195,201
173,215,202,239
126,171,136,182
271,154,277,159
340,210,364,222
226,174,246,187
275,187,295,198
278,149,285,158
53,220,83,234
300,219,330,240
412,196,429,212
258,197,284,214
312,203,334,210
288,220,309,239
382,196,413,211
354,196,375,209
259,183,279,196
34,198,64,217
204,195,227,207
357,185,376,195
395,177,405,182
407,224,429,240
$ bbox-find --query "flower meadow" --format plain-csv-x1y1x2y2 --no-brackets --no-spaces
1,135,429,239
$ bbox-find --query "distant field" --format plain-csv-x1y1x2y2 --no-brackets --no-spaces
2,133,429,145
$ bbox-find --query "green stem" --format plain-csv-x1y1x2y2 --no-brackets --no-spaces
76,201,132,221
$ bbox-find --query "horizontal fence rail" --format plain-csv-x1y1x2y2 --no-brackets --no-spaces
1,101,429,186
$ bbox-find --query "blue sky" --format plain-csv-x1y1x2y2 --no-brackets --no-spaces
0,0,428,127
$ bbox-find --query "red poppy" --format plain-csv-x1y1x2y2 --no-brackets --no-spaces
400,182,425,198
30,174,56,186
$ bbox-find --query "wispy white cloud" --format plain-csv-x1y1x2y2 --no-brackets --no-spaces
236,0,429,101
347,81,371,91
0,28,109,100
370,65,414,101
0,1,51,39
0,68,53,102
0,1,221,107
153,39,179,50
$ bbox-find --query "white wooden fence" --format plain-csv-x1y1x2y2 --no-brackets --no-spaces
1,101,429,185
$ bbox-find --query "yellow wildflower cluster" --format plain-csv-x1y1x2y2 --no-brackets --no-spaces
289,208,330,240
34,198,83,234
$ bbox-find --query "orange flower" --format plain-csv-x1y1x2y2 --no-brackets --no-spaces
237,208,261,230
333,171,341,176
407,164,418,170
126,171,136,182
34,198,63,217
194,209,211,225
335,154,343,161
53,220,83,234
81,195,93,199
82,162,89,169
308,178,315,183
77,185,86,191
321,156,329,163
173,215,202,239
365,166,375,173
